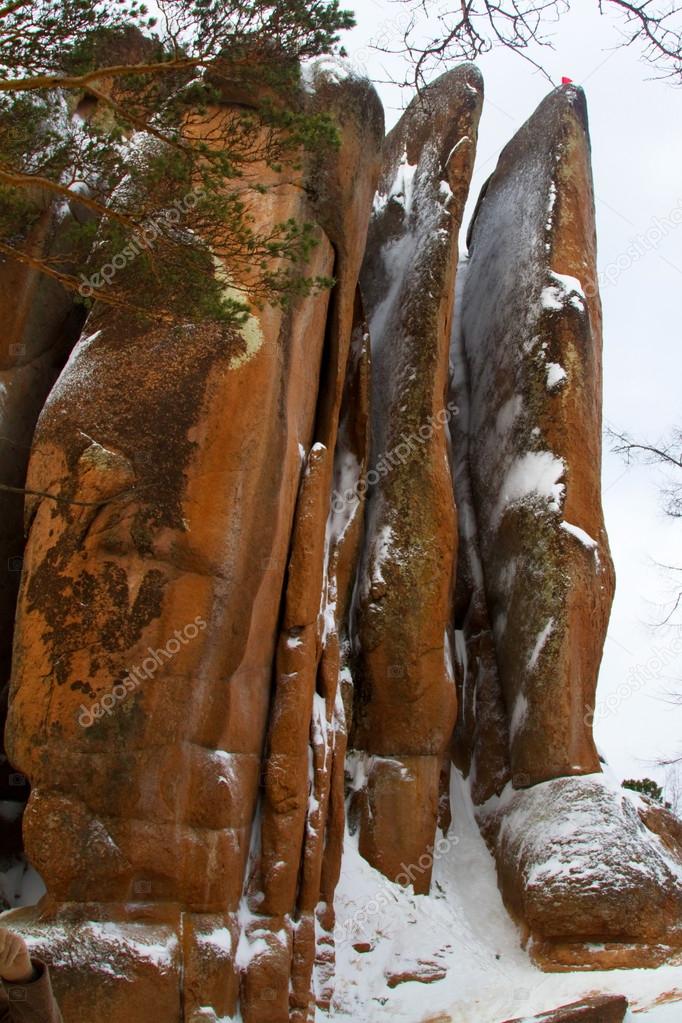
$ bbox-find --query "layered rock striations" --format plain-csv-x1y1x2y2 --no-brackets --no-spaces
0,62,680,1023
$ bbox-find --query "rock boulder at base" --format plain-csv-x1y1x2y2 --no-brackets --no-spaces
478,775,682,967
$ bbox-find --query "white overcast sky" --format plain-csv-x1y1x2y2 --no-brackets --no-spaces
341,1,682,796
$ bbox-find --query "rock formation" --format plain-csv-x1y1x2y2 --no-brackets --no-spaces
0,195,86,869
0,89,107,880
457,86,614,790
352,62,482,893
501,993,629,1023
0,56,680,1023
454,84,681,969
0,26,172,886
3,62,384,1022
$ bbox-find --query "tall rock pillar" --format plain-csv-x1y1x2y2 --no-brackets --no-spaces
352,65,483,892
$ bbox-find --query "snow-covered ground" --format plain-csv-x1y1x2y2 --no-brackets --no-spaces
329,770,682,1022
1,772,678,1021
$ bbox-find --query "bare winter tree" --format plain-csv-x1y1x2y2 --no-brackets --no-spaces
379,1,682,88
609,427,682,519
609,426,682,767
665,764,682,813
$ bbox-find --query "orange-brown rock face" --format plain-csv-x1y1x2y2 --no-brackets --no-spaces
3,62,682,1023
4,63,383,1022
0,191,89,865
457,85,615,788
351,65,483,891
455,84,680,966
247,293,374,1023
0,68,150,869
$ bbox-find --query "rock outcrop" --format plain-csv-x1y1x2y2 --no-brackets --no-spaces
1,62,681,1023
0,92,101,877
0,27,171,883
0,204,86,867
500,993,629,1023
457,85,614,789
479,775,682,968
3,62,383,1022
453,83,681,967
352,64,483,891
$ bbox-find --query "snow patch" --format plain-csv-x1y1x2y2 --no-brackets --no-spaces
196,927,232,954
528,618,554,670
300,55,357,93
370,524,394,587
0,857,45,908
540,271,586,314
345,750,373,793
546,362,567,390
509,692,529,741
82,921,178,969
389,149,418,215
495,395,523,437
561,520,597,549
546,180,557,230
496,452,565,522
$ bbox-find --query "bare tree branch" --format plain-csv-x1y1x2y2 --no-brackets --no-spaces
383,1,682,89
0,481,142,507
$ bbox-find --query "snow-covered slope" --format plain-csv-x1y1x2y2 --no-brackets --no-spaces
329,769,682,1022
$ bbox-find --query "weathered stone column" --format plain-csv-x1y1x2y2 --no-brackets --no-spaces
459,84,614,789
459,84,681,969
352,64,483,892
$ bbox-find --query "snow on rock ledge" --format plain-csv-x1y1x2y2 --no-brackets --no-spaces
477,775,682,968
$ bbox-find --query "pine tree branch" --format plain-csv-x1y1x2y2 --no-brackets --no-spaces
0,57,208,93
